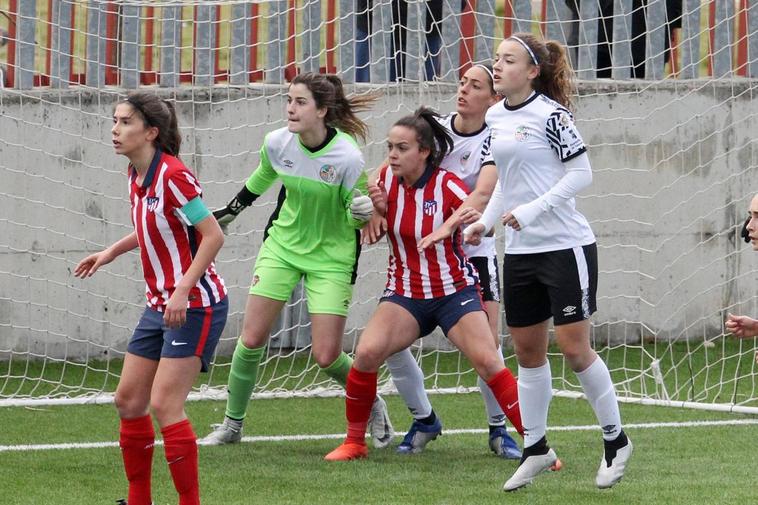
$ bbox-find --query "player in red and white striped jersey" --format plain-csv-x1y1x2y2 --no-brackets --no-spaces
325,107,523,463
75,92,227,505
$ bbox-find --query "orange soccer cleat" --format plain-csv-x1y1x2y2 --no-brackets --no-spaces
324,442,369,461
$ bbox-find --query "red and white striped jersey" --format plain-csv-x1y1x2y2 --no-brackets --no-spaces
379,164,479,299
128,150,226,310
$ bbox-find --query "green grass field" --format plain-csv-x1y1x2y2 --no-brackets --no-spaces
1,392,756,505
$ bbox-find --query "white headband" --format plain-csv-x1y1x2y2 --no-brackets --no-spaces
509,35,539,65
474,64,494,83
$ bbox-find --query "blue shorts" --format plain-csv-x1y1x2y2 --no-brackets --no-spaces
127,297,228,372
379,285,484,337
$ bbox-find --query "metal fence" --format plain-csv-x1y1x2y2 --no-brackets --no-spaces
0,0,756,88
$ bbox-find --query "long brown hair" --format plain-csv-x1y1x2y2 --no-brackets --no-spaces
119,92,181,157
393,107,454,169
291,72,379,143
509,32,576,111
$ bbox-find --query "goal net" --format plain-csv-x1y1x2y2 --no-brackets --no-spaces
0,0,757,413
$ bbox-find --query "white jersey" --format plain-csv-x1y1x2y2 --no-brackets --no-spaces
435,113,496,259
484,93,595,253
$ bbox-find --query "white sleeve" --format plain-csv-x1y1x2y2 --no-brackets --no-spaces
510,152,592,228
475,178,505,233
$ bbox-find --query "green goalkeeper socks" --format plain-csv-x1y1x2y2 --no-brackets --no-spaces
321,352,353,387
225,339,266,421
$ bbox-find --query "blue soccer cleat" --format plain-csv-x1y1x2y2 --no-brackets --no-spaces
489,426,523,460
396,417,443,454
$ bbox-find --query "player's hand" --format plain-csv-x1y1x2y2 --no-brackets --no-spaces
350,190,374,222
73,250,114,278
362,213,387,245
164,287,189,329
725,313,758,339
740,217,751,243
458,207,481,225
418,223,453,251
368,181,388,217
502,211,522,231
463,223,485,246
213,206,237,232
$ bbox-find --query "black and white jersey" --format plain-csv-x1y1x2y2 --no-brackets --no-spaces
435,113,496,259
483,92,595,253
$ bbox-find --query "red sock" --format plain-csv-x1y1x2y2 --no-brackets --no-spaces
161,419,199,505
119,414,155,505
487,368,524,436
345,367,377,445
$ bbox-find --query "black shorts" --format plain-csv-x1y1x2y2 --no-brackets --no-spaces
502,243,597,328
469,255,500,303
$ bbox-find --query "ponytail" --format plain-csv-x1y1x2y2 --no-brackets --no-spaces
120,92,182,157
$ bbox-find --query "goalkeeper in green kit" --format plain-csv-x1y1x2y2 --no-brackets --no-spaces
200,72,394,448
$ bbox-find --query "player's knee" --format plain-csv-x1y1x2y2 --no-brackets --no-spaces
114,389,149,419
354,348,383,373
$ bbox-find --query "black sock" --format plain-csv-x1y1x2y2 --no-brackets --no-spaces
488,424,505,436
603,430,628,467
520,435,549,464
418,410,437,426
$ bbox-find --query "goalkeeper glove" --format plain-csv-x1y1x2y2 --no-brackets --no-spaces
741,217,751,243
349,190,374,222
213,185,259,231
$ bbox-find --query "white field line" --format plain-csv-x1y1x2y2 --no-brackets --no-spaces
2,418,758,453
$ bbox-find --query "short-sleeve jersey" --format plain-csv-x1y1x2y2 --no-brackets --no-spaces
128,150,227,310
379,164,479,299
244,127,367,273
484,92,596,253
435,113,496,260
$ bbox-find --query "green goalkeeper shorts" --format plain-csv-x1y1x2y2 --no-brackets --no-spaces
249,242,354,317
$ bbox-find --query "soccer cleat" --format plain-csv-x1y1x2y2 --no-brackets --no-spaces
396,417,443,454
324,442,368,461
596,436,633,489
197,417,243,446
503,448,558,491
367,395,395,449
488,426,522,460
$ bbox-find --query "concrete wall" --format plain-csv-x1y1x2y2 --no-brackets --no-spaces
1,80,757,360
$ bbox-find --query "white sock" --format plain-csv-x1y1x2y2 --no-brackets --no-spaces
518,362,553,449
385,348,432,419
478,347,506,426
576,357,622,441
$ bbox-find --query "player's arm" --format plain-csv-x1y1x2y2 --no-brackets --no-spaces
164,197,224,328
417,176,470,251
73,232,138,278
213,142,277,231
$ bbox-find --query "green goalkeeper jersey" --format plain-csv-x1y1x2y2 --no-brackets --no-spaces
245,127,367,274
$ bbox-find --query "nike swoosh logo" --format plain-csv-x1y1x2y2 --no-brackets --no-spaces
506,401,518,410
460,299,474,306
171,340,188,346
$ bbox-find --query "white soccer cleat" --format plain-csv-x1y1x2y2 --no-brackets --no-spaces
197,417,243,446
503,448,558,492
367,395,395,449
596,437,633,489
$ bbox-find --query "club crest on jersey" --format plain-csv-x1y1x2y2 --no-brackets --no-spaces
146,196,160,212
319,164,337,183
423,199,438,216
514,126,530,142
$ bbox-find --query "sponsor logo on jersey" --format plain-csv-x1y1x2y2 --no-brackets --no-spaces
319,164,337,183
423,199,438,216
460,150,471,165
146,196,160,212
559,112,570,127
283,159,294,168
514,126,530,142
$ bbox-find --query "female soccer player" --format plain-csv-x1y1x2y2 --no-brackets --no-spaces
74,92,228,505
466,33,632,490
726,193,758,337
369,64,521,459
200,72,394,447
323,107,525,463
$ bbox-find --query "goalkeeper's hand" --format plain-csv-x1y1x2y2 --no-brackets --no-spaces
740,217,751,243
212,186,259,233
349,190,374,222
